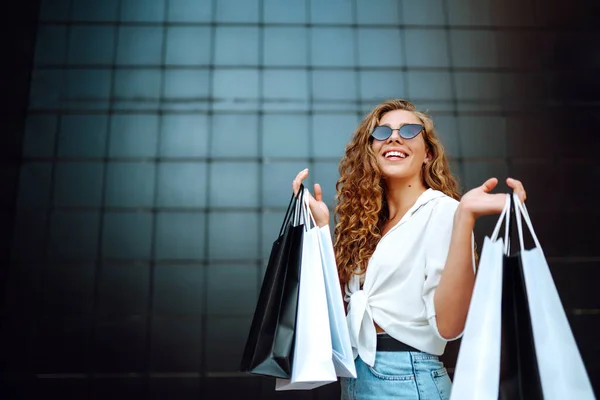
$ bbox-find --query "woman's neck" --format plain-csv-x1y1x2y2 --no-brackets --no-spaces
384,177,428,222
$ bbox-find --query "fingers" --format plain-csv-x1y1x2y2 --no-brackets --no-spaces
480,177,498,193
292,168,309,195
507,177,527,203
313,183,323,202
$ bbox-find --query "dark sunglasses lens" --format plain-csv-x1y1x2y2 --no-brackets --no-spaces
371,126,392,140
399,124,423,139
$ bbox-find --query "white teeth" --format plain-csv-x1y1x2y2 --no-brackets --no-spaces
385,151,407,158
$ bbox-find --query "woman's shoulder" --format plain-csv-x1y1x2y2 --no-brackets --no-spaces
426,190,460,219
428,189,460,207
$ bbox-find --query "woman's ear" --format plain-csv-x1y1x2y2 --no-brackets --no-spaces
424,151,432,165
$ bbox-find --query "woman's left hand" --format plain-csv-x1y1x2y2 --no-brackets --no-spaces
458,177,527,221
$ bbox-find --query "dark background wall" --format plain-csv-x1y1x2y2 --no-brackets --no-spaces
1,0,598,399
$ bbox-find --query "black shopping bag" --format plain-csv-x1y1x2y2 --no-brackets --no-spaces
498,195,543,400
240,188,304,378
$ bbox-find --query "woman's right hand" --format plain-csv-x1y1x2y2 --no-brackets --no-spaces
292,168,330,227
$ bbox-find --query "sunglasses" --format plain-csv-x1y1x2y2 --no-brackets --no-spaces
371,124,425,141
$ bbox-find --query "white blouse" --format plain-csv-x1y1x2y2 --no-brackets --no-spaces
344,188,475,367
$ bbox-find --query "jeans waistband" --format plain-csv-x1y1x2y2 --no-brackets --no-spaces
376,333,420,352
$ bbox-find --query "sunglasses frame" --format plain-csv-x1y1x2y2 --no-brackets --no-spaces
370,123,425,141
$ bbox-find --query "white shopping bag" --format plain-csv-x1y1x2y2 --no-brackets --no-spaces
513,194,595,400
318,224,357,378
276,190,337,391
451,195,511,400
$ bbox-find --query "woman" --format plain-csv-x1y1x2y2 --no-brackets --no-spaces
291,99,527,399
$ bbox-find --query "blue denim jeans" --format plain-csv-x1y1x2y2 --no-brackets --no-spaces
340,351,452,399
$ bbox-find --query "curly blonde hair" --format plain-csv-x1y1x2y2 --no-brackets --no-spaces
333,99,462,284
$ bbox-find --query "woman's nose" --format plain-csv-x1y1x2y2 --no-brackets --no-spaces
387,129,404,142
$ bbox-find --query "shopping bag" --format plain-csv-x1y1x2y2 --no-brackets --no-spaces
512,194,595,400
240,188,304,378
498,245,543,399
319,224,357,379
451,194,510,400
276,189,337,390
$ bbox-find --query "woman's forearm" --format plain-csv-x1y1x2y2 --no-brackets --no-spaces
433,205,476,339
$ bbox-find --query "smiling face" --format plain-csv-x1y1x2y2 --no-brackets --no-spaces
371,109,431,183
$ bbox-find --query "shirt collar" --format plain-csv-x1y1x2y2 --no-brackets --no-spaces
405,188,447,218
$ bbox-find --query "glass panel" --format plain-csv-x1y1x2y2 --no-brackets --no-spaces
164,70,210,99
48,211,100,260
360,70,405,100
312,70,357,101
207,212,259,260
462,161,508,190
447,0,492,26
215,27,259,66
109,114,159,158
311,28,355,67
105,162,156,207
102,213,153,259
453,72,501,100
165,27,212,66
39,0,70,21
310,0,353,24
68,26,116,65
157,162,207,207
64,69,111,110
212,69,259,100
263,27,307,67
207,265,257,315
155,213,206,260
263,0,307,23
34,25,67,65
262,114,310,158
97,264,150,314
215,0,260,23
458,116,507,158
71,0,120,21
116,27,164,65
406,71,453,101
209,162,259,207
356,0,400,24
114,69,161,102
53,162,104,207
404,29,450,67
205,316,252,372
211,113,259,158
28,69,64,110
431,116,460,158
153,265,204,314
160,114,209,157
58,114,108,157
167,0,213,22
23,114,57,157
401,0,446,26
450,30,498,68
121,0,165,22
262,70,308,102
311,114,357,158
17,163,52,209
357,28,403,67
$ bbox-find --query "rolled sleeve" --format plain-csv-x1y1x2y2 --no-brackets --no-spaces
421,198,465,341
